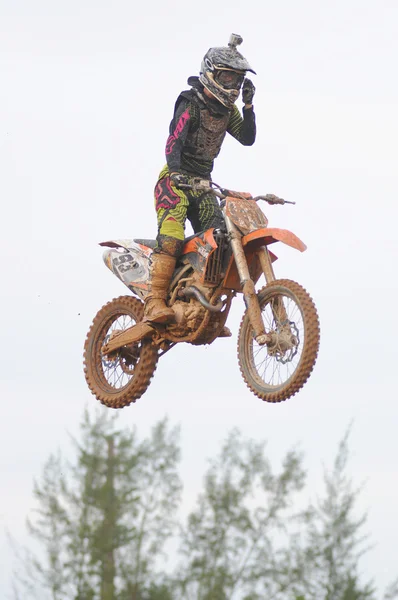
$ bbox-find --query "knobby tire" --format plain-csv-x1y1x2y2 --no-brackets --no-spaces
83,296,158,408
238,279,320,403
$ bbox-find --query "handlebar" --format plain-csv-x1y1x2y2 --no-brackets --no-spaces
177,179,295,205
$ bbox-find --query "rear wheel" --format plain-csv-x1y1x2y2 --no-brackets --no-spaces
83,296,158,408
238,279,320,403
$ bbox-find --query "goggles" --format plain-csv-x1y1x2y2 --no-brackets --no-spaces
214,69,245,90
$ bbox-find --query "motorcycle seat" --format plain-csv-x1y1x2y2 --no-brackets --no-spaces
134,232,206,250
133,238,157,248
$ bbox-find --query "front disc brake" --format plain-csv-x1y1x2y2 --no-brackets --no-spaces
267,320,300,364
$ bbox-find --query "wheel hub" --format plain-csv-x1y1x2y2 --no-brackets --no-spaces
102,329,140,374
266,321,300,364
119,344,140,374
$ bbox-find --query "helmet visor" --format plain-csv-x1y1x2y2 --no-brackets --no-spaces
214,69,245,90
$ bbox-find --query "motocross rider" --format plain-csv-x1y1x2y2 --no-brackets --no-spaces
144,34,257,328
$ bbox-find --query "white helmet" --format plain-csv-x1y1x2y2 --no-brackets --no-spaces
199,34,256,109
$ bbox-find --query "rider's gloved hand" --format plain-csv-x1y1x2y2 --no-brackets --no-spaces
242,78,256,106
169,172,188,188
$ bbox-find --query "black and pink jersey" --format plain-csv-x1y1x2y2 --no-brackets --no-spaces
165,83,256,179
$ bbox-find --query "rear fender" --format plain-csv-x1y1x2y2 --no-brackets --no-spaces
99,239,153,256
99,240,152,299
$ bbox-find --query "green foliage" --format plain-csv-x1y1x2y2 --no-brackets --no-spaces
291,428,376,600
11,417,398,600
174,429,307,600
12,409,181,600
384,578,398,600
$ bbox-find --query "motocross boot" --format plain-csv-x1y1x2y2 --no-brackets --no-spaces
143,253,176,324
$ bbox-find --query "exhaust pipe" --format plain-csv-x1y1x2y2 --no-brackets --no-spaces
178,286,223,312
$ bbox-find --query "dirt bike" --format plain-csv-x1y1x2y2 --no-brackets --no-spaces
83,180,320,409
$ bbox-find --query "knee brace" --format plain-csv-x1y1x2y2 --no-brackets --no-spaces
155,234,184,258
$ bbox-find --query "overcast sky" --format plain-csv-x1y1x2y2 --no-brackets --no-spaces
1,0,398,596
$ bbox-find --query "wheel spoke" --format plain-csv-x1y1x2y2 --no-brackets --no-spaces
238,281,320,402
261,355,272,381
100,314,138,389
248,291,306,388
84,297,160,409
113,367,124,388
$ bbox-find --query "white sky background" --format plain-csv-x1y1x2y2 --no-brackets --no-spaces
1,0,398,596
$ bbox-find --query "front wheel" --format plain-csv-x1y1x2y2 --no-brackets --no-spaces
238,279,320,403
83,296,159,408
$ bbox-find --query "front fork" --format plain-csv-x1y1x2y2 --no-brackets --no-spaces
225,216,269,343
225,216,289,344
258,245,290,325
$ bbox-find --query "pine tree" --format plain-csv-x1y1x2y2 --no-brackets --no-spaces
11,418,398,600
293,428,375,600
174,429,307,600
12,409,181,600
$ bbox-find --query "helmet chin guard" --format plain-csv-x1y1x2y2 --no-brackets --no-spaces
199,34,255,109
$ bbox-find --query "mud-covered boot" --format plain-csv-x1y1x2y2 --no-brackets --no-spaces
143,253,176,324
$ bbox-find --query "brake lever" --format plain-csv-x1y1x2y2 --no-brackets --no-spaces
253,194,295,205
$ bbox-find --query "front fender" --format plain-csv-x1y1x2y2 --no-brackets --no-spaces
242,227,307,252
